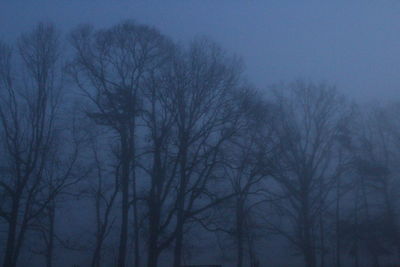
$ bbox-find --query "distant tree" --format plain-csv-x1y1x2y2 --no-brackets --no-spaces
341,103,400,266
265,82,351,267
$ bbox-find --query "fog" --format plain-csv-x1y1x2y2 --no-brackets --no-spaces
2,0,400,101
1,1,400,267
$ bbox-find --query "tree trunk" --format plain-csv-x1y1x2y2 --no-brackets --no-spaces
304,248,316,267
173,140,188,267
319,213,325,267
3,197,21,267
91,192,104,267
173,205,184,267
132,144,140,267
302,194,316,267
117,134,130,267
91,239,102,267
46,203,55,267
147,242,159,267
91,219,106,267
147,139,165,267
354,191,359,267
147,185,161,267
335,179,341,267
237,232,244,267
236,198,244,267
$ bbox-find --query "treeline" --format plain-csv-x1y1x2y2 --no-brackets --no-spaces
0,21,400,267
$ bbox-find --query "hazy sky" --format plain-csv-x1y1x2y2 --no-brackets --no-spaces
2,0,400,102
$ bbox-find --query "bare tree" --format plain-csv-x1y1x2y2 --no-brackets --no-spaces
0,23,69,267
83,127,120,267
68,21,172,267
340,103,400,266
166,39,245,267
210,90,271,267
29,128,85,267
139,54,177,267
136,38,246,267
266,82,351,267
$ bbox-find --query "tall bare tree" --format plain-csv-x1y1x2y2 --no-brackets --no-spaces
68,21,172,267
166,39,245,267
139,53,177,267
29,121,85,267
136,38,246,267
216,90,271,267
0,23,69,267
83,127,120,267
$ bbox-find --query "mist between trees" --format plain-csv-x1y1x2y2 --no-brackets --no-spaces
0,20,399,267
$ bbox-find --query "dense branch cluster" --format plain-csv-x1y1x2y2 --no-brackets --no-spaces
1,21,400,267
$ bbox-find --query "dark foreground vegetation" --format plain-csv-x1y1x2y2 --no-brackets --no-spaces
1,21,400,267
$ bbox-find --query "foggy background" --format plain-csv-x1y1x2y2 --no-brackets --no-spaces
2,0,400,102
2,1,400,267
